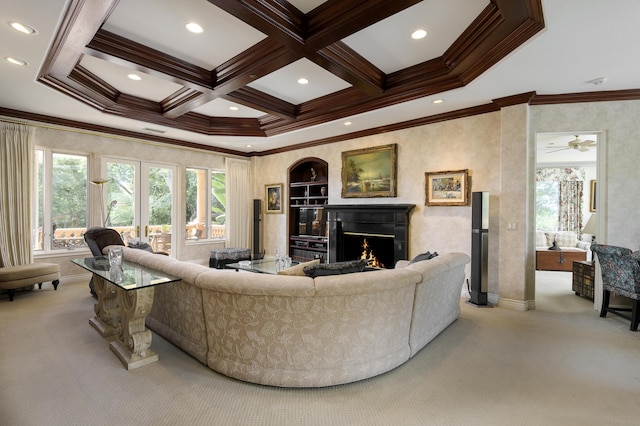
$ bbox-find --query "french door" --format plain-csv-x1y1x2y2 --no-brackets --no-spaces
103,158,176,256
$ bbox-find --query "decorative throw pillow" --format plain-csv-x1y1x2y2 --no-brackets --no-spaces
410,251,439,263
128,241,153,252
277,259,320,276
555,231,577,248
303,259,367,278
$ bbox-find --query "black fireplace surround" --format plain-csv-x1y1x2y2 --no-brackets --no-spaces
324,204,416,267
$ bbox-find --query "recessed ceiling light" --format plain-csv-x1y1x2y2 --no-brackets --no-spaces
9,21,37,35
432,99,444,104
128,74,141,81
344,121,352,126
411,29,427,40
185,22,203,34
298,78,309,85
5,57,27,66
246,144,252,148
229,106,239,111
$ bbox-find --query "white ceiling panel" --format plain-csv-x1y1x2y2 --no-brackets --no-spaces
192,98,266,118
247,58,352,104
103,0,266,70
80,55,184,102
343,0,489,73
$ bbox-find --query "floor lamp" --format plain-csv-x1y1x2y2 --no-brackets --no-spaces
582,213,596,243
90,178,109,226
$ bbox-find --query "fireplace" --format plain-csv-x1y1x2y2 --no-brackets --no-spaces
324,204,415,268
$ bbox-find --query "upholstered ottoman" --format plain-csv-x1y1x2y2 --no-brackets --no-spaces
0,263,60,301
209,248,251,269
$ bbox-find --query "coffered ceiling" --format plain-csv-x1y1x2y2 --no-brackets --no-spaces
2,0,640,156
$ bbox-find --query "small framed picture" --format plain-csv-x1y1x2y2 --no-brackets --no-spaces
265,183,283,214
425,169,470,206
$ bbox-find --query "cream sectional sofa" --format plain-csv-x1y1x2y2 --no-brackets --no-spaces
114,246,469,387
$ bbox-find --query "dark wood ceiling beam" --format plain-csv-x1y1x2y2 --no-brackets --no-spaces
443,0,544,85
206,0,306,48
87,30,214,89
309,42,384,96
161,88,206,116
305,0,421,51
88,31,301,119
214,38,302,93
169,39,302,119
261,75,466,136
69,64,119,103
37,0,549,145
40,0,118,79
263,0,545,136
223,87,296,119
176,113,264,136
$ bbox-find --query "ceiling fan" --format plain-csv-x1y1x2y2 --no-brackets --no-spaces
546,135,597,153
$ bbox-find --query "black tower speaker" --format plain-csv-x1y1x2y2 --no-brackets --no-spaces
253,199,262,258
469,191,489,306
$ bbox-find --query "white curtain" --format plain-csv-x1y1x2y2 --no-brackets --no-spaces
0,122,34,267
225,158,252,248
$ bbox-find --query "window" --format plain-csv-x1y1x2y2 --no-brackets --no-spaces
185,168,225,240
536,181,560,231
34,149,88,252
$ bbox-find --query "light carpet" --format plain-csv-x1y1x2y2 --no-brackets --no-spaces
1,271,639,425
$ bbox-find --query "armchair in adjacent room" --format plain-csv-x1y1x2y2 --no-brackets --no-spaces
591,244,640,331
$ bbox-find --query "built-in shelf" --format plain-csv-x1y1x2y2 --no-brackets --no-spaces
288,158,328,262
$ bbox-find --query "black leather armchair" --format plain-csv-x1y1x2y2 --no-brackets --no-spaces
83,227,125,296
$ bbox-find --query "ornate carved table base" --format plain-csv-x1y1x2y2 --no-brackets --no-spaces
110,286,159,370
89,275,119,338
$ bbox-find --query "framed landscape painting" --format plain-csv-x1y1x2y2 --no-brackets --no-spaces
425,169,469,206
341,143,397,198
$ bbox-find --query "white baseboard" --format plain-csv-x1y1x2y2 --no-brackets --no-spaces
461,290,531,311
496,297,532,311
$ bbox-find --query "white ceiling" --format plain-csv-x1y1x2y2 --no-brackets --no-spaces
1,0,640,154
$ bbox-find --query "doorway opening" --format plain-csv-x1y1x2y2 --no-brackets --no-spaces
534,132,599,310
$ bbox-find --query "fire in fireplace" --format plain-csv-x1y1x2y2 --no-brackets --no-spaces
343,232,394,268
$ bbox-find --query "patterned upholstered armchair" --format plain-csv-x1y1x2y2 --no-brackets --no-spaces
591,244,640,331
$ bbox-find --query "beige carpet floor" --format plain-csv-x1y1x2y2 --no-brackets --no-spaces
1,271,639,426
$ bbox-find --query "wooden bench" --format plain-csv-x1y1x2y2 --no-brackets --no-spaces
0,263,60,301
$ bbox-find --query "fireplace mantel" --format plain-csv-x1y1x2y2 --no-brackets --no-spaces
324,204,416,265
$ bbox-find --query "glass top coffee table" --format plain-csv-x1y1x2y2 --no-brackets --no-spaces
72,256,180,290
225,258,298,274
72,256,180,370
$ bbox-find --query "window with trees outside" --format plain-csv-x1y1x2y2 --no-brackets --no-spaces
536,181,560,231
185,168,226,241
34,149,88,252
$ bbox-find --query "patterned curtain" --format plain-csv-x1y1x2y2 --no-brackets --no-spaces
0,122,34,267
536,167,585,233
559,181,584,232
